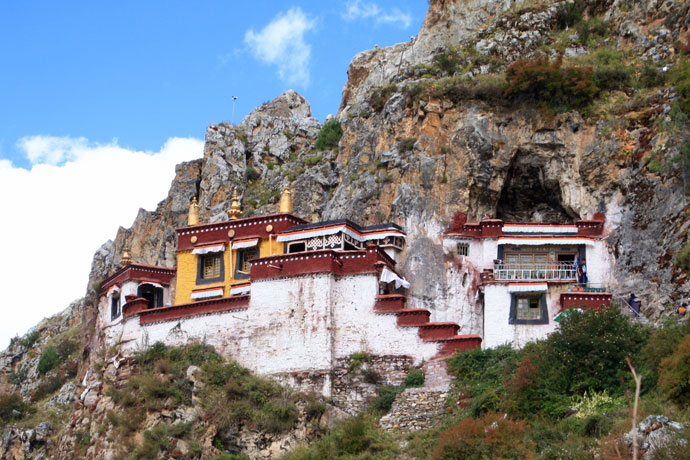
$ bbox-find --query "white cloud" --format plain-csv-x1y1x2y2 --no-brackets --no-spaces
342,0,412,28
0,136,203,349
244,8,316,87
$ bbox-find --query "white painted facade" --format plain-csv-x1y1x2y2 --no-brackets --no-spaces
443,232,612,349
97,272,439,396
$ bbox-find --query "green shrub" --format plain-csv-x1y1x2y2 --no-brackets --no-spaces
0,392,27,423
592,48,631,91
505,57,598,110
639,62,666,88
370,83,397,112
432,46,461,76
37,345,58,374
213,455,251,460
430,413,535,460
303,154,322,166
556,0,584,30
19,330,40,349
398,137,417,152
669,60,690,113
659,334,690,407
314,119,342,151
284,416,398,460
404,369,425,387
32,372,67,402
673,241,690,271
245,166,260,182
347,351,372,374
370,385,403,413
640,319,690,389
504,307,647,418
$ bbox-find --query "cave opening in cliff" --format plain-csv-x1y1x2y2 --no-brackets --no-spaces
495,151,578,223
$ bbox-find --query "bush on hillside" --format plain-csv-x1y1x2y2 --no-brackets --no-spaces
659,334,690,407
314,119,342,151
430,412,534,460
0,392,27,423
37,345,58,375
284,416,398,460
640,319,690,389
505,57,598,110
504,307,647,417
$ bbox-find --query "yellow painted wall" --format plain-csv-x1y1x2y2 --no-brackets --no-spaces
174,237,284,305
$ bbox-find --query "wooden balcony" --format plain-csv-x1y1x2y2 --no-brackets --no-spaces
493,262,576,282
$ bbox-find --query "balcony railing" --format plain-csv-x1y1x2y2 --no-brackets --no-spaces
493,262,576,281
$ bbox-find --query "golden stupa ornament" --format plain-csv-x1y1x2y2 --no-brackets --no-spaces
229,188,242,220
188,197,199,226
121,248,132,266
279,185,293,213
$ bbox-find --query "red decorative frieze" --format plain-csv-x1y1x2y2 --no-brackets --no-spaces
250,245,394,280
101,263,176,293
137,295,250,324
177,213,306,251
560,292,612,312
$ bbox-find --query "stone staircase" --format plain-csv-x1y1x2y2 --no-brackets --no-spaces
379,357,455,431
374,294,481,357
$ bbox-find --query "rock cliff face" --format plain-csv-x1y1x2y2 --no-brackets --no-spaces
80,0,690,339
3,0,690,458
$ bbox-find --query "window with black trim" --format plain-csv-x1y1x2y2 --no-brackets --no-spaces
110,294,120,320
235,247,259,279
509,293,549,325
196,253,225,285
457,242,469,256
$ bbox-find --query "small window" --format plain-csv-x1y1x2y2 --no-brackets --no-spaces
457,242,469,256
509,293,548,325
110,294,120,320
235,247,259,279
516,296,541,320
196,252,225,285
202,254,222,279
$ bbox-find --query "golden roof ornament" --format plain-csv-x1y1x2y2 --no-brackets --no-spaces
188,196,199,226
279,185,293,213
121,248,132,266
229,188,242,220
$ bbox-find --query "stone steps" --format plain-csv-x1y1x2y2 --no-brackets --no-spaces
374,295,481,357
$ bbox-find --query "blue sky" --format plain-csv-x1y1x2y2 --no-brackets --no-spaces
0,1,427,168
0,1,428,348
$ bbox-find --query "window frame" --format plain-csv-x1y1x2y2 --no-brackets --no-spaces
234,247,259,280
110,294,121,320
196,252,225,285
509,293,549,325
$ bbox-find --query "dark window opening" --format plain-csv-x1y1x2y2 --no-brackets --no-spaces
287,242,306,253
137,284,164,309
558,253,576,264
344,241,358,250
235,247,259,279
110,295,120,320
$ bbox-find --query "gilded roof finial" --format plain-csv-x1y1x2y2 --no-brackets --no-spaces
279,185,293,213
188,196,199,226
229,188,242,220
121,247,132,266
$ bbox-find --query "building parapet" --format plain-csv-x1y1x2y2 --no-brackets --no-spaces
250,245,396,281
444,213,606,239
101,263,176,293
